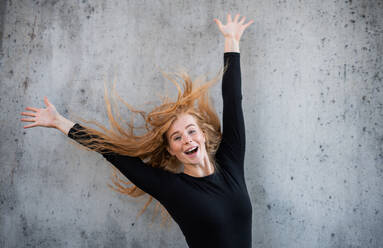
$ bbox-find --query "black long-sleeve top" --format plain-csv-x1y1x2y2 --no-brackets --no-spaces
68,52,252,248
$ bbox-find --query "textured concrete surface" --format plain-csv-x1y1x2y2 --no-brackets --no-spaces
1,0,382,247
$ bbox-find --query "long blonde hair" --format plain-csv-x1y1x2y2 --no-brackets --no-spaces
69,64,228,228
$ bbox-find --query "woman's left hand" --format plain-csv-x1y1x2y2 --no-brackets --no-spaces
214,13,254,42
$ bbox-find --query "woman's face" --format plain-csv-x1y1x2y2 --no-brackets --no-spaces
166,113,208,166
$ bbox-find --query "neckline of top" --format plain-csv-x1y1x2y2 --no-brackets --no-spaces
180,171,217,179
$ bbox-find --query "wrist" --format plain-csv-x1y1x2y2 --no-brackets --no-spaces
224,37,240,53
54,115,75,135
53,114,64,128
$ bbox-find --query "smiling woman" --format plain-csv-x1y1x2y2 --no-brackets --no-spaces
166,113,215,177
21,13,254,248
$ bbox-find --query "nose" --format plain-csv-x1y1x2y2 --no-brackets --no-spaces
183,135,192,144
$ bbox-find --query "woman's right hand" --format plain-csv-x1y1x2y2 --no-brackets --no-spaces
21,96,61,129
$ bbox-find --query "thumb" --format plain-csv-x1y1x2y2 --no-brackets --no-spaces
44,96,51,107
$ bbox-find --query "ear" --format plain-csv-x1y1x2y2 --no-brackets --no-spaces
202,130,207,143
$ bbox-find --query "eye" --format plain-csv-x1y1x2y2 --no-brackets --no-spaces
174,136,181,141
189,129,196,134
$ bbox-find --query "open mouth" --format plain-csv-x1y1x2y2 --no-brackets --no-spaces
184,146,198,155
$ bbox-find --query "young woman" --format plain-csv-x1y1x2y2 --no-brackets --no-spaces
21,13,254,248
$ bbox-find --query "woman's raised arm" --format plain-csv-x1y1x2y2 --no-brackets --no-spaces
20,97,175,201
213,14,254,175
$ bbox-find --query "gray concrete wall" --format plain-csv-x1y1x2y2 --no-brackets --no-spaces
1,0,382,247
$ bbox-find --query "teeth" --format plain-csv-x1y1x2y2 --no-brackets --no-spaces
185,147,197,152
185,147,198,154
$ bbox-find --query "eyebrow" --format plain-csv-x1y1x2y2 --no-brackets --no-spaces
170,124,196,139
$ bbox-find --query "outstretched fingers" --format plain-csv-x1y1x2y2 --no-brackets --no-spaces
21,114,37,128
21,118,36,123
21,106,38,128
223,13,254,29
214,13,254,41
239,16,246,25
227,13,232,23
25,106,39,112
21,110,36,127
214,18,223,31
23,122,38,129
233,13,240,23
21,111,35,117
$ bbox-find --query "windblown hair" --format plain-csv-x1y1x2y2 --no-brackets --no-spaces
69,64,228,228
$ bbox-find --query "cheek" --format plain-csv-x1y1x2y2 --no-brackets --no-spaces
169,142,182,155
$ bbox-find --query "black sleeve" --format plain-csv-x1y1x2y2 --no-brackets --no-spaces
67,123,174,201
217,52,246,167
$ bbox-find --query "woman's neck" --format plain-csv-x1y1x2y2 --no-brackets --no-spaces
183,156,214,177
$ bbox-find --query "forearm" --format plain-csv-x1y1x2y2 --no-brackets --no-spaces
54,115,75,135
224,37,240,53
